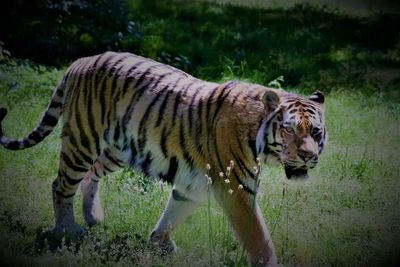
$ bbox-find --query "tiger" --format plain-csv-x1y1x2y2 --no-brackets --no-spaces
0,51,327,266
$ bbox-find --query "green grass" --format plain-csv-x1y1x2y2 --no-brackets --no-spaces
0,3,399,265
0,54,399,267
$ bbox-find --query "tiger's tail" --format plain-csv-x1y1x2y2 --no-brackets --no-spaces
0,78,66,150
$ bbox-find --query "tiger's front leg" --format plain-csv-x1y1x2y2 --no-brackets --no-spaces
150,187,202,254
214,186,279,267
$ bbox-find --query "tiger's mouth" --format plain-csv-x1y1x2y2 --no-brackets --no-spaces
284,165,309,180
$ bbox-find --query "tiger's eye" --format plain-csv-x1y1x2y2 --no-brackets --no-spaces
311,127,320,136
284,126,294,133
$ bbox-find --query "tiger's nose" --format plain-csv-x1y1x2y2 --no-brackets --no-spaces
298,149,317,162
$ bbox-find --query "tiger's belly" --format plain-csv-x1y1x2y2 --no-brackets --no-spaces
116,142,208,203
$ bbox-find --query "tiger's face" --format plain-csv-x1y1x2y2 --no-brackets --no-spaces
263,91,327,179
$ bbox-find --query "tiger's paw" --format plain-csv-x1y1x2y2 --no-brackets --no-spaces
149,231,177,256
35,224,86,252
84,208,104,227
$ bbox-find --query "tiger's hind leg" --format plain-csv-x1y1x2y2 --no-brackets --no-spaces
51,151,93,236
81,147,127,226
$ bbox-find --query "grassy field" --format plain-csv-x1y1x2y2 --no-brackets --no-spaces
0,59,399,267
0,1,400,266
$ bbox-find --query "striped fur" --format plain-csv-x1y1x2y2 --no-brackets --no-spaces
0,52,327,266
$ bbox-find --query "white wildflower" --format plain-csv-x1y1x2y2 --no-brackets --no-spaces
226,166,232,176
206,163,211,171
238,184,243,190
224,178,230,184
205,174,213,185
228,189,233,194
219,172,224,177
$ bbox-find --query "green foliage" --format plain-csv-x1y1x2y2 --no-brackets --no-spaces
1,0,399,94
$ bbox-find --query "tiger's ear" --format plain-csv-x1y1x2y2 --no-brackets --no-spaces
309,91,325,104
262,91,280,112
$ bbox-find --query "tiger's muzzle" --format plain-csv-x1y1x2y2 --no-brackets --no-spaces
284,165,309,180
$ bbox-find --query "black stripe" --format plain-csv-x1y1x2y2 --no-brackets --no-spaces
87,57,107,156
6,141,20,150
137,86,167,154
22,139,30,147
230,92,241,107
104,149,124,167
286,103,296,110
61,152,88,173
56,86,64,98
231,169,256,195
141,152,152,177
194,97,204,154
210,125,224,174
99,73,109,124
83,59,94,111
155,90,173,127
248,140,258,160
172,91,182,126
28,131,42,143
95,53,118,99
86,89,100,156
55,191,76,198
205,86,219,123
231,151,256,179
62,171,83,186
103,165,113,173
160,126,170,157
122,72,168,126
134,65,157,89
110,64,126,112
75,110,92,155
188,86,203,133
42,130,52,138
272,122,277,142
172,189,191,201
99,57,126,125
77,150,93,165
179,115,194,170
49,101,63,109
129,138,138,166
114,120,121,142
70,150,87,168
268,142,283,148
67,131,94,164
172,81,196,126
211,88,233,124
122,61,147,94
93,166,101,178
305,108,316,115
159,156,178,184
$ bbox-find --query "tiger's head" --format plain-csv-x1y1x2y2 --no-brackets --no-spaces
258,90,327,180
